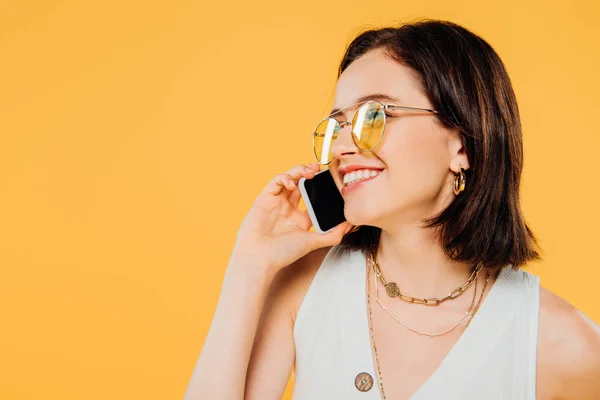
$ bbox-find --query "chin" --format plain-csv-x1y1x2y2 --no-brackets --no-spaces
343,202,384,227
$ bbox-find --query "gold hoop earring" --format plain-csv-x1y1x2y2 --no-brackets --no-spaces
349,225,361,233
454,166,466,195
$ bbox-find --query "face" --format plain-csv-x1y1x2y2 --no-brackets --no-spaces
328,48,469,229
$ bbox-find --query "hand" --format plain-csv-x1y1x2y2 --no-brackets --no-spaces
231,163,353,276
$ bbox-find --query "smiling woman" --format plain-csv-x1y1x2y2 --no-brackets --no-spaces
184,19,600,400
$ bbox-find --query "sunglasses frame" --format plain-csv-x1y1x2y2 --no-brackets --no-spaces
312,100,439,165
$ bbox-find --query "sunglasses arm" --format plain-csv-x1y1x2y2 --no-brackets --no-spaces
384,104,438,114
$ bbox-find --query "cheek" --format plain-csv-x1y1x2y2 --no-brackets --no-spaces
329,160,344,191
376,125,449,196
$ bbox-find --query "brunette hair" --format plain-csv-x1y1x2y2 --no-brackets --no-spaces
338,19,541,270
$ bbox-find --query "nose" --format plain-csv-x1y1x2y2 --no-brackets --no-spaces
330,121,359,159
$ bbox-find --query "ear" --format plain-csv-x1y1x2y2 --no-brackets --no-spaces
448,129,470,173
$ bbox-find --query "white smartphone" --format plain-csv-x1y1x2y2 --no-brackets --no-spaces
299,168,346,234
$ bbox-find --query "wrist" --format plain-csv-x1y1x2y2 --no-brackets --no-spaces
226,252,278,284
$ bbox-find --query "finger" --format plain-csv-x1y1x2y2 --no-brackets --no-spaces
288,186,302,207
264,173,296,196
265,165,320,197
306,221,353,251
285,163,320,182
290,208,312,231
289,165,320,206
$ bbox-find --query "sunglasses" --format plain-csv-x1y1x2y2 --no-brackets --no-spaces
312,100,438,164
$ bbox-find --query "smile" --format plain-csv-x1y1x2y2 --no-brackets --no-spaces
341,169,383,195
343,169,383,186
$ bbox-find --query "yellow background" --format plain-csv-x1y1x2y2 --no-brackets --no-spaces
1,0,598,399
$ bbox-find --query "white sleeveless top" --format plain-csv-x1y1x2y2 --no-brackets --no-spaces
292,245,540,399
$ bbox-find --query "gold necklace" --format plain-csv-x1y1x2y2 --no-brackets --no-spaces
366,256,491,400
373,260,480,338
465,268,494,328
369,251,490,338
371,249,483,305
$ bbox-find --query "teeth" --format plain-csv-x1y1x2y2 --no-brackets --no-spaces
343,169,382,186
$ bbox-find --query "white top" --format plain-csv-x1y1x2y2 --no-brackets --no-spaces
292,244,541,399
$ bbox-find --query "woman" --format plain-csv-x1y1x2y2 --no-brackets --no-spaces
185,19,600,399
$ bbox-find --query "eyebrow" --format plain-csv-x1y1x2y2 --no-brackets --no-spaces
329,93,403,116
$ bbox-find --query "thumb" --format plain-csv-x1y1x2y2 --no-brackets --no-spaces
306,222,354,251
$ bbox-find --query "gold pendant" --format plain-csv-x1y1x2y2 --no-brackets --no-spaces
385,282,400,298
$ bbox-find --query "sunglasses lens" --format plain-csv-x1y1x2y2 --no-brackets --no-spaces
313,118,340,164
312,101,386,164
352,102,385,151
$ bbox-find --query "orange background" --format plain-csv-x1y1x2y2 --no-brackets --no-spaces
0,1,598,399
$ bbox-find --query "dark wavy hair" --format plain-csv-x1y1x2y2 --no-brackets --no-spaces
338,19,541,270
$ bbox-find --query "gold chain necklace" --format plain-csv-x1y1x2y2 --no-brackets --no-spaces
465,268,492,328
366,254,491,399
371,249,483,305
374,261,480,338
368,251,490,338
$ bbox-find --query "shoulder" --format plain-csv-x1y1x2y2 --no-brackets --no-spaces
537,286,600,399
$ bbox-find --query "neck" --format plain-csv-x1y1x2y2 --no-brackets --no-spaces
375,223,477,298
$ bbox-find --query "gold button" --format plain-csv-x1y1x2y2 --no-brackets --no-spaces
354,372,373,392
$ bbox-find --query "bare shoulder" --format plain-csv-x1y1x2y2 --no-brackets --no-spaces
267,246,333,322
537,286,600,399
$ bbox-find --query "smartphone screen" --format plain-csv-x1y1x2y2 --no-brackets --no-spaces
299,169,346,233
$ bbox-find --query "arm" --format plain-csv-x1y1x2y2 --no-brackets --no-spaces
183,257,276,400
183,163,351,400
244,247,328,400
184,248,326,400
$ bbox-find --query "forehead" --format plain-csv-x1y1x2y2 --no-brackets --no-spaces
333,48,425,111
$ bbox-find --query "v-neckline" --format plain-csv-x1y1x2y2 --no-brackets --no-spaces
350,250,523,400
